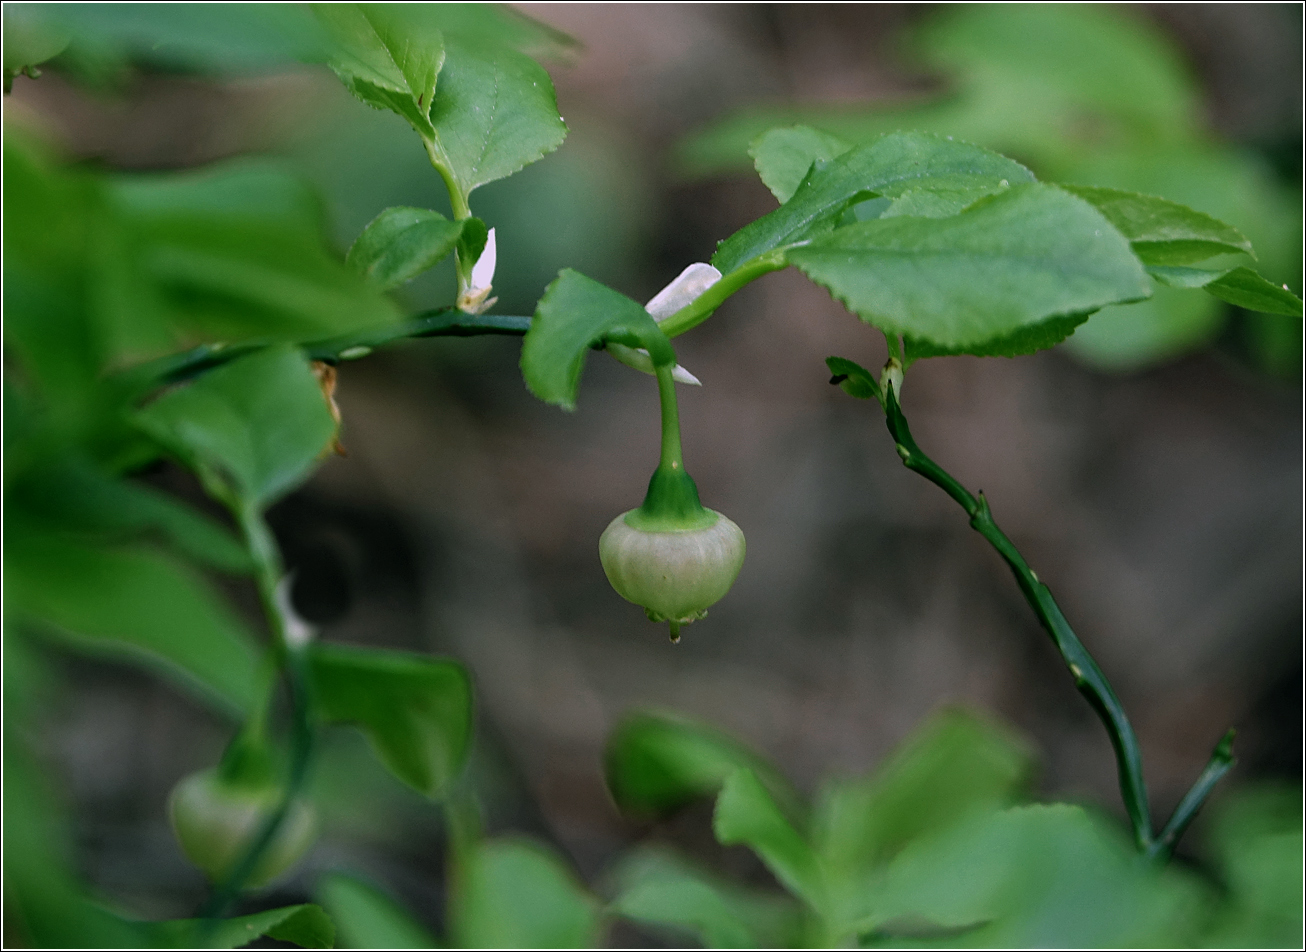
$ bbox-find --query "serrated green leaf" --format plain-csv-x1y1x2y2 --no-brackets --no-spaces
714,131,1034,275
1145,264,1233,289
521,270,672,410
863,804,1203,947
714,769,824,912
609,846,802,949
426,40,568,202
4,534,264,718
346,206,464,290
1203,266,1304,317
604,711,803,823
1059,184,1253,265
136,346,336,510
317,873,439,949
824,356,881,401
877,187,997,219
314,3,444,138
451,838,600,949
905,312,1092,361
308,642,473,797
790,183,1150,351
1065,284,1224,372
750,125,854,204
1058,146,1299,370
1059,145,1297,282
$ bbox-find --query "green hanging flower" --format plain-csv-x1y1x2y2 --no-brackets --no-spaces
600,507,746,637
600,341,745,641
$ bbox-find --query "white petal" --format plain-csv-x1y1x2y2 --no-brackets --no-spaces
607,342,701,386
470,227,496,292
645,262,722,320
274,575,316,647
670,364,703,386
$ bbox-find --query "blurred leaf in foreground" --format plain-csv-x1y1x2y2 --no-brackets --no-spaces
309,642,474,798
317,873,438,949
1200,785,1304,948
608,846,802,949
136,345,338,511
451,838,600,948
605,710,803,823
4,533,264,718
863,804,1205,947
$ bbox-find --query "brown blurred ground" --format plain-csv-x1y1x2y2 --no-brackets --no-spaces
10,2,1301,936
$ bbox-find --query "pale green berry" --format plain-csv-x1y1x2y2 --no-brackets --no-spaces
599,509,745,640
168,768,316,887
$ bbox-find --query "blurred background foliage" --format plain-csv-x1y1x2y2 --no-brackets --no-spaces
680,3,1303,375
3,2,1302,948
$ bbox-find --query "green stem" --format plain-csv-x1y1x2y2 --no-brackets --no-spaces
1148,729,1237,863
882,384,1155,851
422,137,475,297
119,309,531,395
628,362,713,531
878,383,1239,856
657,251,788,339
884,330,903,365
656,361,684,473
196,508,315,929
422,138,470,221
442,786,484,868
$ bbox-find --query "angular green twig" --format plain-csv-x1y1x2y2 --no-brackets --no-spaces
874,381,1237,855
1148,729,1237,863
879,383,1151,849
874,404,1118,854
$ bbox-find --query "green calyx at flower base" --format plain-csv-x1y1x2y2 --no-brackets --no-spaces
599,265,746,642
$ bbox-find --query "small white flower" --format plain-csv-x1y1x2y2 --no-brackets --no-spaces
458,227,498,314
608,262,721,386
